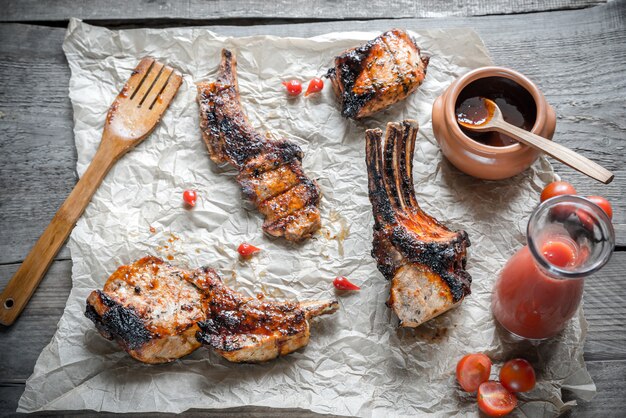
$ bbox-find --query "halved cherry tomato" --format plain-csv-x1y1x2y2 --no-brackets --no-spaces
587,196,613,220
183,189,197,207
282,80,302,96
237,243,261,259
333,276,360,291
500,358,536,393
477,381,517,417
540,181,576,202
456,353,492,392
305,77,324,96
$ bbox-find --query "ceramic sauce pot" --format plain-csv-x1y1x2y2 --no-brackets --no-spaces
432,67,556,180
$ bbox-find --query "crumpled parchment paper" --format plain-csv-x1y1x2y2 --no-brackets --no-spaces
18,19,594,417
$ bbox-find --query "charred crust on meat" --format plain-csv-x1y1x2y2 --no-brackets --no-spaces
85,291,152,350
327,44,377,119
197,49,321,242
86,257,338,363
366,120,471,314
328,29,429,119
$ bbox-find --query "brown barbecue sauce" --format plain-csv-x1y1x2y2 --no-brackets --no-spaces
455,77,536,147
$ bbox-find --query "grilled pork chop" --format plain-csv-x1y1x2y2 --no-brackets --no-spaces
365,120,471,327
86,256,338,363
197,49,322,242
327,29,429,119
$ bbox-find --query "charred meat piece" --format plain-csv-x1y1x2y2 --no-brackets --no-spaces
365,120,471,327
85,256,338,363
327,29,429,119
197,49,322,242
85,256,207,364
196,283,337,363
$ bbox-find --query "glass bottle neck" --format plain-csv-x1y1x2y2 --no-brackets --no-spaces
526,195,614,280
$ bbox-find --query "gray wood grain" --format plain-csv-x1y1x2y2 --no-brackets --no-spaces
0,0,607,22
0,0,625,416
0,1,624,266
0,25,74,264
0,255,625,415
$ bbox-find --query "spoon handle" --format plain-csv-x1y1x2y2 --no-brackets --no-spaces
491,120,614,184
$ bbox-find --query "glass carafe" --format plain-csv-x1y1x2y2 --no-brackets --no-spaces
492,195,614,340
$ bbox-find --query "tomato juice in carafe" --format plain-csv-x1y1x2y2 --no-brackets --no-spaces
492,196,614,340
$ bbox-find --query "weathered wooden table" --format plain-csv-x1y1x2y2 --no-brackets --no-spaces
1,1,624,416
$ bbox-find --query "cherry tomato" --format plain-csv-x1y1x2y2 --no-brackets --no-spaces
587,196,613,220
183,189,197,207
548,202,577,222
456,353,492,392
540,181,577,202
305,77,324,96
237,243,261,259
477,381,517,417
575,208,595,231
282,80,302,96
500,358,536,393
333,276,360,291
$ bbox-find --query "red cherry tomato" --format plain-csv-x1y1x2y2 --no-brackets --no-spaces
540,181,577,202
333,276,360,291
499,358,536,393
183,189,197,207
305,77,324,96
575,208,596,231
477,381,517,417
456,353,492,392
282,80,302,96
237,243,261,259
587,196,613,220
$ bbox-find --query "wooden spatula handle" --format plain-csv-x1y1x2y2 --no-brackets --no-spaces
492,120,614,184
0,136,124,326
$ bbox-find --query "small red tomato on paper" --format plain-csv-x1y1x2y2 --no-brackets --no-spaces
183,189,197,207
238,243,261,259
333,276,360,291
456,353,492,392
477,381,517,417
500,358,536,393
305,77,324,96
282,80,302,96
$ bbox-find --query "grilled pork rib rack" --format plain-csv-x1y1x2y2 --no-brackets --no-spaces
197,49,322,242
86,257,338,363
365,120,471,327
327,29,429,119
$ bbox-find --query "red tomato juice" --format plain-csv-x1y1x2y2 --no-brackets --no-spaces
492,238,584,340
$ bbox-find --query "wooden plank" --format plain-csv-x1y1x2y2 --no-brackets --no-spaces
1,361,624,417
0,3,625,415
0,0,607,22
0,25,74,264
0,1,624,265
1,253,624,380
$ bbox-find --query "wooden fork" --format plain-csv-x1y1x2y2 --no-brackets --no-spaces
0,57,183,326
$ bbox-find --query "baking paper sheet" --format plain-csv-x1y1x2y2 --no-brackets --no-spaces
18,19,594,417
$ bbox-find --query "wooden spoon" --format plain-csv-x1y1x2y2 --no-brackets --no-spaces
457,97,614,184
0,58,183,326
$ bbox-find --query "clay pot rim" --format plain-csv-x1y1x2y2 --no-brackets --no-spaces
446,66,548,155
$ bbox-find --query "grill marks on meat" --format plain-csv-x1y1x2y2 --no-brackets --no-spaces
197,49,321,242
365,120,471,327
85,256,338,363
327,29,429,119
197,284,337,363
86,257,207,364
